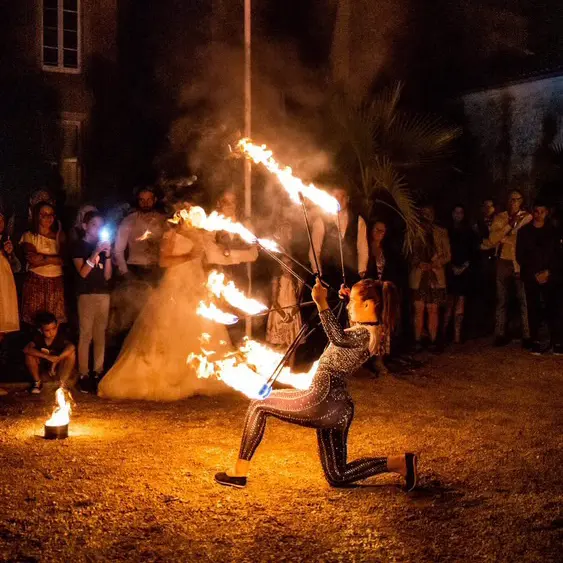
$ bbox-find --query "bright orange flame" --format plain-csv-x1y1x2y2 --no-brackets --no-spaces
196,301,239,325
136,229,152,241
237,139,340,215
45,388,71,427
169,206,280,252
188,336,316,398
206,270,267,315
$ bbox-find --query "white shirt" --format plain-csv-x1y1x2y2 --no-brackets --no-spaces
114,211,166,274
308,211,369,275
19,232,63,277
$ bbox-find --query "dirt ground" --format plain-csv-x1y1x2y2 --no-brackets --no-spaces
1,340,562,562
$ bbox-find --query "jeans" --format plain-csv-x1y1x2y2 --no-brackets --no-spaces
78,293,110,375
495,259,530,339
523,280,563,345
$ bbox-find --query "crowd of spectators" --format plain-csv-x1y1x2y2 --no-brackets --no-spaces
0,184,561,397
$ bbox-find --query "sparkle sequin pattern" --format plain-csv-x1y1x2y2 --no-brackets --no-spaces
238,309,388,486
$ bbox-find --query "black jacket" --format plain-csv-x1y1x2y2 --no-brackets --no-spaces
516,223,562,283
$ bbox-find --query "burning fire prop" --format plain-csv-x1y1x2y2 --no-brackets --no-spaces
188,335,317,399
137,229,152,241
237,139,340,215
169,206,280,252
44,388,72,440
206,270,267,316
197,302,239,325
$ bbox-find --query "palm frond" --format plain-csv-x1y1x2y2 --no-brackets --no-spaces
383,111,461,168
366,156,423,253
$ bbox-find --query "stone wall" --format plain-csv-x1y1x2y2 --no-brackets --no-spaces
461,74,563,200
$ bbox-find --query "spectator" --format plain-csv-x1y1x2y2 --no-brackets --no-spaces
473,198,497,336
482,190,532,347
0,208,21,339
69,204,98,245
266,219,303,368
23,312,76,394
210,189,258,290
516,201,563,355
0,208,21,396
443,205,477,344
208,189,258,344
410,204,451,352
308,187,368,289
20,202,66,325
367,220,403,285
72,211,113,392
114,187,165,285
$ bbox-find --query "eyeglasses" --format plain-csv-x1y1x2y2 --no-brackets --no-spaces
40,212,55,218
509,197,523,202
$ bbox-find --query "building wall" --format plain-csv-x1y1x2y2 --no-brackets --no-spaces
0,0,118,208
461,75,563,197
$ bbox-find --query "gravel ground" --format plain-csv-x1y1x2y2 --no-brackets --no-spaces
1,340,562,562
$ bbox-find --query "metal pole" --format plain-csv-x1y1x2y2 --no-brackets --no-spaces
336,209,347,287
298,193,322,279
244,0,252,338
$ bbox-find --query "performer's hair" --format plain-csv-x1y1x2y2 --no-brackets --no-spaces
353,279,399,333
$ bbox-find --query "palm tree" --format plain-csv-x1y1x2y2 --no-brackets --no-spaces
328,83,461,253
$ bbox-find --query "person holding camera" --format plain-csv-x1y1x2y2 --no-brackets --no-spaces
71,211,112,392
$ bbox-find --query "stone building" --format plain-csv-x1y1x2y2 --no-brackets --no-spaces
459,66,563,205
0,0,119,207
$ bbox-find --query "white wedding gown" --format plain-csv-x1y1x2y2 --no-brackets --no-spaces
98,229,232,401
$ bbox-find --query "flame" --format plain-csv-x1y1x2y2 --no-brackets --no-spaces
196,301,239,325
45,388,71,427
137,229,152,241
187,336,317,399
169,206,280,252
237,139,340,215
206,271,267,315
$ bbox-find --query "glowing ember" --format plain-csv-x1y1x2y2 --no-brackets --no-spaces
206,271,267,315
169,206,280,252
45,388,71,427
137,229,152,241
237,139,340,215
188,336,317,399
196,301,239,325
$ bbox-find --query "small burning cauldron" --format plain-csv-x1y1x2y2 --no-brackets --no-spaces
44,388,71,440
44,423,68,440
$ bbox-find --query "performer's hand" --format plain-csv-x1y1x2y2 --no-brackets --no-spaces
312,276,329,310
339,284,351,300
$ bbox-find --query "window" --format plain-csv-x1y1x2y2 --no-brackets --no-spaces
61,119,82,199
42,0,80,72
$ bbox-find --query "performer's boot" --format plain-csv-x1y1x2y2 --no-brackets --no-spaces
214,472,247,489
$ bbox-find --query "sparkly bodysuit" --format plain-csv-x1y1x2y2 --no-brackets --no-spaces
239,309,388,486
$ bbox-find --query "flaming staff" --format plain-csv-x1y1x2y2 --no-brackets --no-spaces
172,205,317,290
237,139,340,215
237,139,346,289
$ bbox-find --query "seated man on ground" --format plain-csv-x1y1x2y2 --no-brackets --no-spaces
23,312,76,394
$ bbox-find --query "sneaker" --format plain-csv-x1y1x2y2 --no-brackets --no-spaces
405,453,418,492
413,341,423,354
214,472,247,489
30,380,43,394
428,342,443,355
552,344,563,356
530,341,543,356
522,338,533,351
92,373,103,393
494,336,510,347
78,375,91,394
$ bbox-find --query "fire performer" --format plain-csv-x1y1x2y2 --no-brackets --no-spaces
215,277,418,490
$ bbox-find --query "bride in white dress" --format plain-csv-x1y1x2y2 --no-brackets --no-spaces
98,221,233,401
